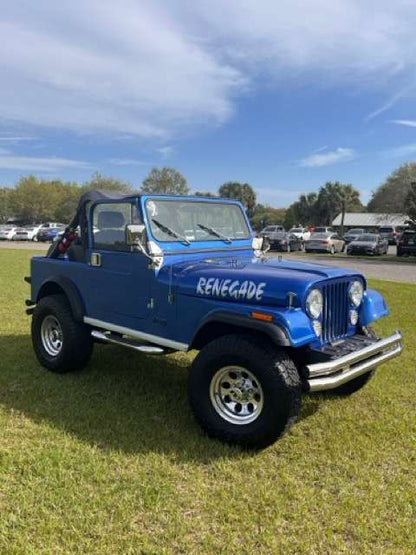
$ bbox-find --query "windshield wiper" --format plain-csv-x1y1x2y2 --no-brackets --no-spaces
197,223,232,244
152,218,191,245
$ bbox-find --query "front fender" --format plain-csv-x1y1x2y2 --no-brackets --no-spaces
359,289,389,327
192,307,316,348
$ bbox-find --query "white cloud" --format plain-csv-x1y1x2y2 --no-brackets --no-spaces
156,146,174,157
0,1,416,138
384,143,416,158
365,88,412,121
0,150,91,171
298,147,356,167
0,1,243,139
390,119,416,128
0,136,37,141
191,1,415,80
108,158,152,167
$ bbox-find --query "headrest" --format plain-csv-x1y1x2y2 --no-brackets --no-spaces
97,211,125,229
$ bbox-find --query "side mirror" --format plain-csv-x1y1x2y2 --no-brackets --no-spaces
252,236,270,254
126,224,146,248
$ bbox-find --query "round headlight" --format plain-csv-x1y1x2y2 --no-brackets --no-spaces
306,288,323,319
349,280,364,307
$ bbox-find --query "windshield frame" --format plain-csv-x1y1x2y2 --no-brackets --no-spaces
141,195,253,250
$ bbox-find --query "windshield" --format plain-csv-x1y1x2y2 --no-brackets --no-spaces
145,199,251,243
379,227,393,233
290,228,302,232
357,234,377,241
347,229,364,234
310,232,330,239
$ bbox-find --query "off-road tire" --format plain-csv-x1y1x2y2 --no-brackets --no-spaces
328,326,377,396
189,334,301,449
32,294,93,373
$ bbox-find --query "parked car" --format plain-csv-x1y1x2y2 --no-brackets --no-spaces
288,227,311,242
26,190,402,449
260,224,285,239
12,225,42,241
0,226,17,240
313,226,333,234
377,225,400,245
267,231,303,252
40,222,66,229
305,232,344,254
37,226,66,242
343,228,365,246
397,229,416,257
259,225,287,249
347,234,388,256
396,225,410,240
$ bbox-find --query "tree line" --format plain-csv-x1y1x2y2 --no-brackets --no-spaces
1,162,415,229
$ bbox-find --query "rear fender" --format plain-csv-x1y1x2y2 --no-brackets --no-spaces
36,276,85,322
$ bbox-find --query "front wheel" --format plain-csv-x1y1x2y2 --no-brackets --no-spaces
188,335,301,449
32,294,93,373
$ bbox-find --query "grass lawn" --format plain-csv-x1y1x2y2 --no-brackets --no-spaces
0,249,415,554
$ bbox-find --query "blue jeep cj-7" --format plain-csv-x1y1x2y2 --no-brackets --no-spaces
26,191,403,449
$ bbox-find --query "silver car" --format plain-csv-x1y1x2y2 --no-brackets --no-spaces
12,225,42,241
347,234,388,256
343,228,365,246
305,232,344,254
378,226,400,245
0,226,17,240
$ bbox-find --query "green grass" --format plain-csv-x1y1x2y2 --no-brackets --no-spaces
0,249,415,554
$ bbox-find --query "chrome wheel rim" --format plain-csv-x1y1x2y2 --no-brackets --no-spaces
210,366,264,425
41,315,63,356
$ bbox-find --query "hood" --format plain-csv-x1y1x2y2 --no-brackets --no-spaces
350,240,376,247
162,255,362,308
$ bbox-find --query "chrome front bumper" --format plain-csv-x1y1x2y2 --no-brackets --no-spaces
306,331,403,392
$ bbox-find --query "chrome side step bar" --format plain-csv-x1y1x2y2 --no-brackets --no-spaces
306,330,403,392
91,330,165,354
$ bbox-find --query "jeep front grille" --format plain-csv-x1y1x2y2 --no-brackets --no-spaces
321,280,349,343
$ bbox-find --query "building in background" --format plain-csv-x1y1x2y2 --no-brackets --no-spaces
332,212,408,231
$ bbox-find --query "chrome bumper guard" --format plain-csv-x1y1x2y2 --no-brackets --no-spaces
306,331,403,392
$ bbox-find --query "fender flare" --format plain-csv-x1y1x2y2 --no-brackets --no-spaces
36,276,85,322
191,310,291,348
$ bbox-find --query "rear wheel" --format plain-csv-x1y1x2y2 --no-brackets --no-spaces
189,335,301,449
327,326,377,396
32,294,93,373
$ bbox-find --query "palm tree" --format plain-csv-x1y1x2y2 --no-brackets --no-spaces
317,182,362,233
338,184,361,237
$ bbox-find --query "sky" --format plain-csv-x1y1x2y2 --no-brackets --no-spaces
1,0,416,207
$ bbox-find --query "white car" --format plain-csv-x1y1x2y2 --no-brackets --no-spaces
40,222,66,229
12,225,42,241
0,226,18,240
289,227,311,242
